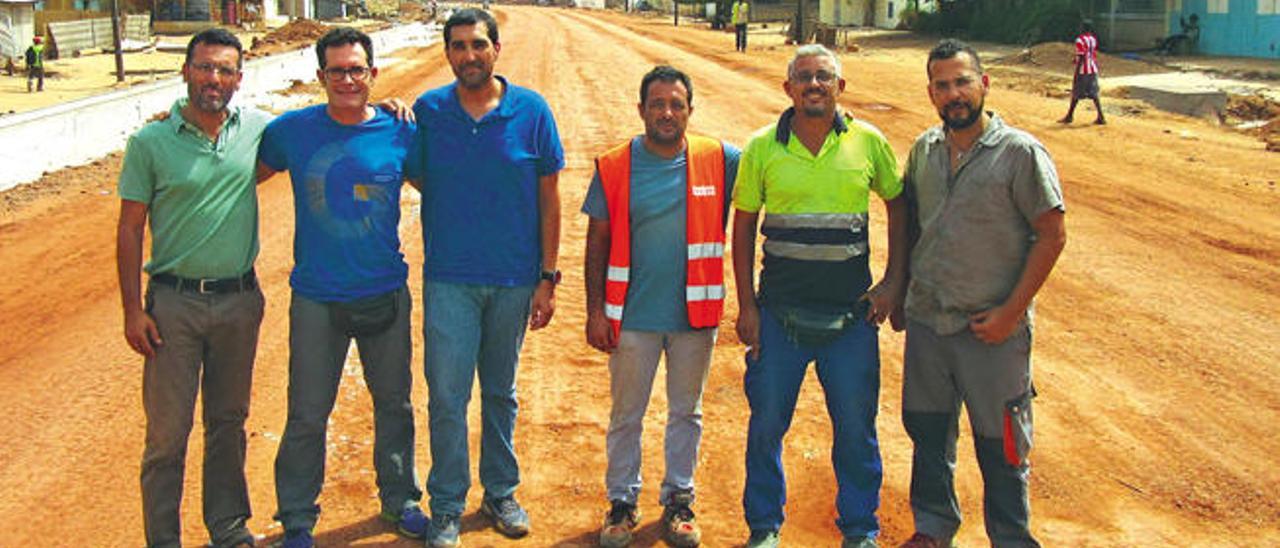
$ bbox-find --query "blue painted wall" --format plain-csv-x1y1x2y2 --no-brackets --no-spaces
1174,0,1280,58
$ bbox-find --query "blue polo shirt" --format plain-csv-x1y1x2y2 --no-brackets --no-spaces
408,76,565,287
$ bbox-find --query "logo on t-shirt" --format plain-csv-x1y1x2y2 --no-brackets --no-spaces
692,185,716,197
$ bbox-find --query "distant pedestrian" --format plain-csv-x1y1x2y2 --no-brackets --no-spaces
1158,14,1200,55
24,36,44,92
1059,21,1105,125
732,0,750,52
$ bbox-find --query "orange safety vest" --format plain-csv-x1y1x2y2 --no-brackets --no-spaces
596,134,727,338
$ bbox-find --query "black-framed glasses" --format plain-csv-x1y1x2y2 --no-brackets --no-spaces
189,62,240,78
323,66,371,82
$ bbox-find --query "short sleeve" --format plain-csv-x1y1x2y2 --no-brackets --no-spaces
535,101,565,177
118,133,155,204
581,170,608,220
257,117,288,172
869,133,902,201
1011,140,1065,223
732,139,764,213
722,143,742,219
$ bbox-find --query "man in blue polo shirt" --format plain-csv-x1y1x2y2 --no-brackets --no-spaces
256,27,426,548
407,8,564,548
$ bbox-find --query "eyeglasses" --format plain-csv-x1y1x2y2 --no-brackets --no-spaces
323,66,371,82
189,62,240,78
790,70,838,85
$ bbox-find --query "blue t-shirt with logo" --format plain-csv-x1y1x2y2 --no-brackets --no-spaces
582,136,740,332
407,76,565,287
259,105,414,302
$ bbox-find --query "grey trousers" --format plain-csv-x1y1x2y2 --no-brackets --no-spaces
141,282,264,548
605,329,715,506
902,320,1040,548
274,286,421,533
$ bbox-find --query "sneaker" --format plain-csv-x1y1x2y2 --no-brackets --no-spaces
380,505,430,539
481,495,531,538
746,529,779,548
842,536,878,548
425,513,462,548
278,529,313,548
899,532,943,548
599,500,639,548
661,493,701,547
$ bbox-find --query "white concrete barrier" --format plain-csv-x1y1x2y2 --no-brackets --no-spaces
0,22,438,192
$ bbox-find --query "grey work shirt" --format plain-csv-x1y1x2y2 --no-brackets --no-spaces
902,112,1064,336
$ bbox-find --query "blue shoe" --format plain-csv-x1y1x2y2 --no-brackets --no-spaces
481,495,531,538
380,505,430,539
425,513,461,548
279,529,313,548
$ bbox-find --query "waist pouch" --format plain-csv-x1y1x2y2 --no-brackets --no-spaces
774,302,867,347
330,290,399,337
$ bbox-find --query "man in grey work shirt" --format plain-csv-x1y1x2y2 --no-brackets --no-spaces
895,39,1066,548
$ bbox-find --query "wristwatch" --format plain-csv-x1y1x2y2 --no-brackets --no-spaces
540,269,562,285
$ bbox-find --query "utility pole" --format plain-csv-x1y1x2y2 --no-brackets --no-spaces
111,0,124,82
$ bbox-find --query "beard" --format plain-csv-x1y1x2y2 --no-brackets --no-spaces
939,98,984,130
190,85,231,113
455,62,493,89
645,123,683,146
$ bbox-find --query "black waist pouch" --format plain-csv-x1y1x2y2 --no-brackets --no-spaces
775,302,867,348
330,290,399,337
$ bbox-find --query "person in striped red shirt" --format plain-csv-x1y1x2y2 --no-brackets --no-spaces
1058,21,1106,125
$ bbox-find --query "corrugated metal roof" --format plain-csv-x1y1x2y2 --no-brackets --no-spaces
0,0,40,5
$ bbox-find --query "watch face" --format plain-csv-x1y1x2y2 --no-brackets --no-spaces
542,270,561,284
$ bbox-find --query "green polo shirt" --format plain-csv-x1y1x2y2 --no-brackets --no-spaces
734,109,901,312
118,98,271,279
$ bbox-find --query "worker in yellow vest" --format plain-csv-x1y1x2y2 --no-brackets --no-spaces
583,65,741,548
25,36,45,92
732,0,750,52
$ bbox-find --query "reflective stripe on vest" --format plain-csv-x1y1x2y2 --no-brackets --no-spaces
596,134,727,338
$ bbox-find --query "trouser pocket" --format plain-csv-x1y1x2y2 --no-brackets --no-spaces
1002,386,1036,467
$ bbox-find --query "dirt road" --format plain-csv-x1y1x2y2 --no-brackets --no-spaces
0,7,1277,547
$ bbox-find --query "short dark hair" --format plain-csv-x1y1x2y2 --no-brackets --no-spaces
186,28,243,68
444,8,499,45
316,27,374,69
926,38,983,78
640,65,693,107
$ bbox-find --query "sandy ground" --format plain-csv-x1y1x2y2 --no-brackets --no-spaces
1,6,1279,547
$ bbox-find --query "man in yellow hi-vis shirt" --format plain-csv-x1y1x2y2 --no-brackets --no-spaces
732,0,749,52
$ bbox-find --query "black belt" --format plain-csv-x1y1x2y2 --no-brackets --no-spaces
151,269,257,294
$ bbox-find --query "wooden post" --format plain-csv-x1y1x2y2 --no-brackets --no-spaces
111,0,124,82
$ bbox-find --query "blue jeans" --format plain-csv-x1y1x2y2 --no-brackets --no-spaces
422,280,534,516
743,306,882,539
274,287,421,532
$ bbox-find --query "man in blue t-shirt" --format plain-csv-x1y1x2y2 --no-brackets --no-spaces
256,27,426,548
581,65,739,548
405,9,564,547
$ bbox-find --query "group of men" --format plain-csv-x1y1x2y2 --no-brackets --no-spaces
117,8,1064,548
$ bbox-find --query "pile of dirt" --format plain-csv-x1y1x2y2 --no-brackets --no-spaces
247,19,331,58
1224,94,1280,152
992,41,1171,78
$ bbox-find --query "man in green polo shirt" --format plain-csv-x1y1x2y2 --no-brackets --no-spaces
116,28,269,548
731,44,907,548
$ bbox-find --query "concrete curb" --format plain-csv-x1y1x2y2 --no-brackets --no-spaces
0,22,438,193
